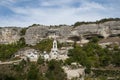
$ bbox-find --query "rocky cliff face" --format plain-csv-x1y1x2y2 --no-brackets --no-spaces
0,27,21,44
25,26,49,45
103,21,120,35
24,25,72,45
74,21,120,37
0,20,120,45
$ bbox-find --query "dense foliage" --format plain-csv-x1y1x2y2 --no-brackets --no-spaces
0,34,120,79
27,64,39,80
45,60,67,80
20,28,27,36
37,56,44,65
29,24,41,27
0,38,26,61
74,18,120,27
65,41,120,68
0,59,67,80
92,69,120,78
34,39,53,52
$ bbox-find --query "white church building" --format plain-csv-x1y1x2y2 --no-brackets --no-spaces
49,34,59,59
43,34,59,60
43,34,68,60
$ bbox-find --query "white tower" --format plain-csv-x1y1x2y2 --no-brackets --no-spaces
50,34,58,59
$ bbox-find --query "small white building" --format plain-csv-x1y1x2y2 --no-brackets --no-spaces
15,48,39,62
25,52,38,62
24,49,39,62
43,51,50,60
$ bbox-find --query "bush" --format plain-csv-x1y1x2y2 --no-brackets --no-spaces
27,64,39,80
37,56,44,65
0,38,26,61
20,28,27,36
45,60,67,80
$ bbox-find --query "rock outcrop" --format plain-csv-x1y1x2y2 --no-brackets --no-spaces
0,27,21,44
24,25,72,45
103,21,120,35
74,21,120,38
0,19,120,45
25,25,49,45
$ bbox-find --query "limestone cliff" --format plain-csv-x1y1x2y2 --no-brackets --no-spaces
0,19,120,45
25,25,49,45
0,27,21,44
25,25,72,45
74,21,120,38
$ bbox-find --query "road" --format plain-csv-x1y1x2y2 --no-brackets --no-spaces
0,59,22,65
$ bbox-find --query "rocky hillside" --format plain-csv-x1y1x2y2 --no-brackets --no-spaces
74,21,120,38
24,25,72,45
0,27,21,44
0,18,120,45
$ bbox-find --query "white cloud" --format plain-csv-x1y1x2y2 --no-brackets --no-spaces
40,0,74,7
0,0,119,27
80,1,105,10
0,0,16,6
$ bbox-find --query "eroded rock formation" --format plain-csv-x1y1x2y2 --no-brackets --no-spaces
0,20,120,45
0,27,21,44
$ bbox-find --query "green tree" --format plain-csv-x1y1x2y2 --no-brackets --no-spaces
90,36,99,43
67,46,91,67
34,39,53,52
20,28,27,36
45,60,67,80
0,38,26,61
37,56,44,65
27,64,39,80
112,51,120,67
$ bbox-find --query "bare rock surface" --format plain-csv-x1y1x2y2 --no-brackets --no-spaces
0,27,21,44
0,20,120,45
25,25,49,45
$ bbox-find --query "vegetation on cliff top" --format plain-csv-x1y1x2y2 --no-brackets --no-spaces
74,18,120,27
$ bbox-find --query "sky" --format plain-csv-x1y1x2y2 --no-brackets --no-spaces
0,0,120,27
